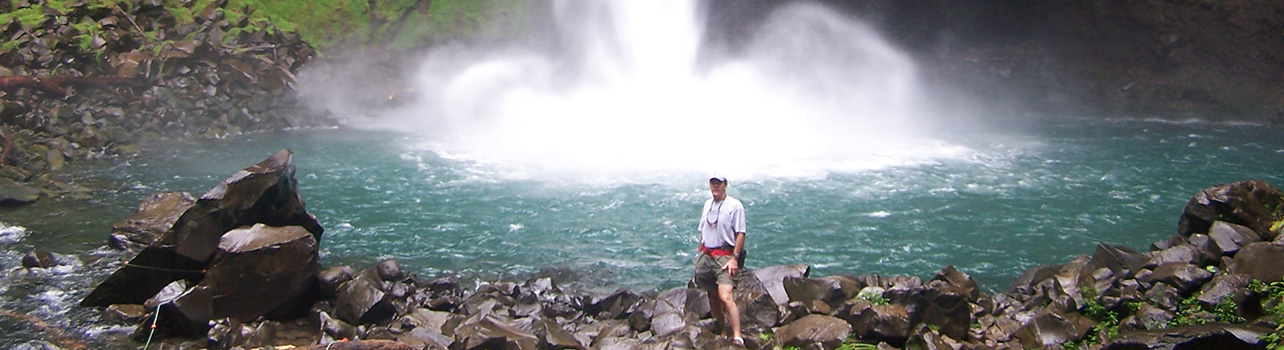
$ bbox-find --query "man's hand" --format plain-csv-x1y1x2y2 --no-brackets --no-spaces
722,258,738,276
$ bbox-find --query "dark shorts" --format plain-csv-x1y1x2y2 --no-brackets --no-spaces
694,253,734,289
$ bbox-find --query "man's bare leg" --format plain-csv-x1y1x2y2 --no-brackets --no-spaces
707,289,727,334
717,283,741,341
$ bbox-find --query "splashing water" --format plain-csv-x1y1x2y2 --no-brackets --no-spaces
322,1,965,183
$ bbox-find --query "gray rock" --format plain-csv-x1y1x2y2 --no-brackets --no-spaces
108,192,197,251
203,223,320,322
774,314,851,349
0,177,40,206
1229,242,1284,283
1209,221,1262,256
375,259,403,281
1177,180,1283,241
1106,323,1273,350
751,264,810,305
82,149,324,307
1144,262,1213,295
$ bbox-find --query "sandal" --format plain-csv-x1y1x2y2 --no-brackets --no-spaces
731,336,744,346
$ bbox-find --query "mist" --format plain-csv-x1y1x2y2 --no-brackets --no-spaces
300,0,975,183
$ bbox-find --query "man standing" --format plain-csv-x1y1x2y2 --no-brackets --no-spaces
694,173,746,346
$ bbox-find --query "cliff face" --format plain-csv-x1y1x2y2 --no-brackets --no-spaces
878,0,1284,122
708,0,1284,123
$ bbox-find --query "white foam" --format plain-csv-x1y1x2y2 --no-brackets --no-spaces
0,223,26,244
310,1,977,184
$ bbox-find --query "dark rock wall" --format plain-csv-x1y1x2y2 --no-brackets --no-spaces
705,0,1284,123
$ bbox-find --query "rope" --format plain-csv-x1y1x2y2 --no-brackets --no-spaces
143,303,161,350
123,261,206,274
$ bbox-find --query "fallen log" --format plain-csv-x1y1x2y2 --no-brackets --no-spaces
0,75,146,96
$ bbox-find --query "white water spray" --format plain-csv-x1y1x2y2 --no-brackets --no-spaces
316,1,968,182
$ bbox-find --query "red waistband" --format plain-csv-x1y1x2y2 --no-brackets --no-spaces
700,245,734,257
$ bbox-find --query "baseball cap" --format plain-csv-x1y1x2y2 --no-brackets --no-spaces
709,173,727,183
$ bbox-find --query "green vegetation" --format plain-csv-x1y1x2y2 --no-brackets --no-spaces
1,0,533,56
760,331,878,350
857,287,890,306
239,0,532,52
1065,287,1133,350
1067,278,1284,349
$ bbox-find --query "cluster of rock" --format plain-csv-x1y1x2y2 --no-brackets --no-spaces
0,0,333,206
77,149,1284,350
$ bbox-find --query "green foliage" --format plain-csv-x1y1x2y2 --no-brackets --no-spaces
836,342,878,350
0,3,48,32
1252,279,1284,350
1170,295,1244,327
857,287,890,306
1066,287,1128,349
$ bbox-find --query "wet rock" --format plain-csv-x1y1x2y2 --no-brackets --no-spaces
1228,242,1284,283
905,327,963,350
451,314,539,350
905,287,973,341
319,266,355,298
1142,262,1213,295
589,288,643,320
1145,242,1217,269
783,276,847,311
1005,264,1061,296
651,288,705,337
375,259,404,281
82,149,323,307
1087,243,1149,279
202,223,320,322
1195,273,1252,307
334,268,395,325
1177,180,1284,241
1120,303,1174,332
774,314,851,349
12,340,60,350
1105,323,1273,350
1208,220,1263,256
108,191,197,251
927,265,980,301
843,300,911,346
0,177,41,206
736,288,780,334
1011,309,1096,349
396,326,453,350
140,285,213,339
103,304,149,324
751,264,810,305
21,249,55,268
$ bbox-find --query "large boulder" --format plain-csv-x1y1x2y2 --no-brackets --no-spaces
82,149,324,307
1177,180,1284,241
108,192,197,251
202,223,320,321
1228,242,1284,283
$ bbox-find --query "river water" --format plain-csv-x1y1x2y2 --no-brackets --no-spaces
0,116,1282,348
5,0,1284,348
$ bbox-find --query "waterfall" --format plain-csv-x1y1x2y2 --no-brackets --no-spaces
327,0,959,183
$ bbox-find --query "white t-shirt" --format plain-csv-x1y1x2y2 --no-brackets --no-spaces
699,195,746,249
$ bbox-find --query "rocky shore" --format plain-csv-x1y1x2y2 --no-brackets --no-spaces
0,0,335,206
58,150,1284,350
